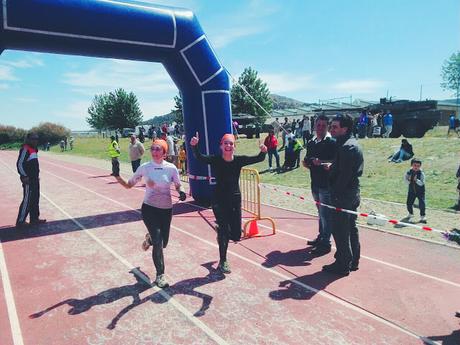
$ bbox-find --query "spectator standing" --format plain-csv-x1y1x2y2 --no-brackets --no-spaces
447,113,459,137
383,110,393,138
166,133,175,163
323,114,363,276
405,158,426,223
69,136,74,150
303,115,336,255
128,134,145,172
59,139,65,152
16,132,47,227
302,115,311,146
264,129,280,171
64,137,68,151
115,130,119,144
454,164,460,211
232,120,239,139
272,117,281,138
178,144,187,175
357,111,368,138
281,117,289,148
108,135,121,176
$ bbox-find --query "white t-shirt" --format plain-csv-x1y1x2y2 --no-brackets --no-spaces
166,135,175,156
128,160,181,209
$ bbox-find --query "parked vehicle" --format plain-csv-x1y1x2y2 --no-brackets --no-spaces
367,98,441,138
121,127,135,137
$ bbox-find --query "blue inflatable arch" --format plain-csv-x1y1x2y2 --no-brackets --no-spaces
0,0,232,203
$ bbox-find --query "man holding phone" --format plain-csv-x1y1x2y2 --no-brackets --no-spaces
303,115,336,255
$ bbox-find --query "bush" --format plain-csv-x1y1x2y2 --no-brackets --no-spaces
0,125,27,145
30,122,71,146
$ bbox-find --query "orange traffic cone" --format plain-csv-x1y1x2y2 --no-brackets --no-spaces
247,220,260,237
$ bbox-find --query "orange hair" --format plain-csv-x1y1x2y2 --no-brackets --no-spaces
220,133,235,144
151,139,168,154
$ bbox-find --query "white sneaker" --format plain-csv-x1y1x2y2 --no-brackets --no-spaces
268,167,273,172
153,274,169,288
406,214,414,221
420,216,427,223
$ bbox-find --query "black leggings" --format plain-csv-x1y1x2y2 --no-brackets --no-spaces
141,203,172,276
212,194,242,262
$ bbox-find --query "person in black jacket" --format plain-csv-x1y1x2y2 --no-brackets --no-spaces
322,114,364,276
16,132,47,227
190,132,267,274
303,115,337,255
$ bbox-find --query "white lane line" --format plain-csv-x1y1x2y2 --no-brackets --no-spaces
34,165,438,344
0,158,228,345
0,241,24,345
40,158,460,289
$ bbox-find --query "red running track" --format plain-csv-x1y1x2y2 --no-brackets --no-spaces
0,151,459,345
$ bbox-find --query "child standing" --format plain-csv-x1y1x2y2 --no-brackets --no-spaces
179,144,187,175
405,158,426,223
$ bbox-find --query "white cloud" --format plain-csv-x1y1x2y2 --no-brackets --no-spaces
0,65,18,81
0,83,9,90
260,73,315,93
210,26,266,49
53,100,90,119
333,80,385,94
63,60,177,96
14,97,38,103
3,57,44,68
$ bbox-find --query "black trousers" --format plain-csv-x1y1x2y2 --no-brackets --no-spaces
331,193,361,270
141,203,172,276
111,157,120,176
407,190,426,216
131,159,141,173
16,178,40,224
212,194,242,262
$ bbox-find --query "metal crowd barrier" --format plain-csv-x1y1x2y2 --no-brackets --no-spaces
240,168,276,237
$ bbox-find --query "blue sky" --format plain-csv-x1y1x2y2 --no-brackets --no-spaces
1,0,459,130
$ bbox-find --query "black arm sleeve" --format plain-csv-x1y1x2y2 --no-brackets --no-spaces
239,151,266,167
191,145,215,164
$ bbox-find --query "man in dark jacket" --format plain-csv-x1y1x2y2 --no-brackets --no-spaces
323,114,364,276
303,115,336,255
16,132,47,227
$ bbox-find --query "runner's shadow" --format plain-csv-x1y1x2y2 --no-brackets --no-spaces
262,248,313,268
0,209,142,242
28,268,151,318
108,261,224,329
425,328,460,345
269,271,347,301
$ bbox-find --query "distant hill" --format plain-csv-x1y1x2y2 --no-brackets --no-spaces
143,94,308,124
438,98,460,104
271,94,308,110
142,112,176,126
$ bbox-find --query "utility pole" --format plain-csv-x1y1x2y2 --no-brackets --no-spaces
419,84,423,101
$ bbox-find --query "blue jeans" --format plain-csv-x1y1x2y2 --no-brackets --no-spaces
311,186,332,246
268,148,280,168
392,149,411,162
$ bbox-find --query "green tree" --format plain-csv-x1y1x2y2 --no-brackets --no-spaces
441,51,460,115
86,88,143,131
231,67,272,125
172,93,183,124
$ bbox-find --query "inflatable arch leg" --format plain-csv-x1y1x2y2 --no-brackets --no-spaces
0,0,232,203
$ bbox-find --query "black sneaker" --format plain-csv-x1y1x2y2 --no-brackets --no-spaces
322,262,349,276
311,246,332,256
218,261,231,274
456,311,460,318
350,262,359,271
307,238,321,246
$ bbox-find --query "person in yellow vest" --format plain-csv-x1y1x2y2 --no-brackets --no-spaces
108,135,121,176
178,144,186,175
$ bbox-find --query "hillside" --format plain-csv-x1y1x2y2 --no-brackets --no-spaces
270,94,308,110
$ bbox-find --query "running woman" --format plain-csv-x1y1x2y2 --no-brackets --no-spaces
190,132,267,273
115,139,186,288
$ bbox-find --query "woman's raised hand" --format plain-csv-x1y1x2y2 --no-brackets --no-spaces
258,139,267,153
190,132,199,146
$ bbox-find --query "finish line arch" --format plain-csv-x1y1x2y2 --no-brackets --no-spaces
0,0,232,203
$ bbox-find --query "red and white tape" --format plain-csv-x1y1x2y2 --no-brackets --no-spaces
187,173,214,181
259,184,449,236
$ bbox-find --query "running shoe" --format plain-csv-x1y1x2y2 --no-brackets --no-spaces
141,233,152,251
154,274,169,288
218,261,231,274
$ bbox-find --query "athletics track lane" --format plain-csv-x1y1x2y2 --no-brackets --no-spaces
0,151,459,344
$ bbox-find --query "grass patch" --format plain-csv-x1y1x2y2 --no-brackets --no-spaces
0,142,22,150
50,128,459,210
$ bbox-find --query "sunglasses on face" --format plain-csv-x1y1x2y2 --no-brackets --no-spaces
150,146,163,152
